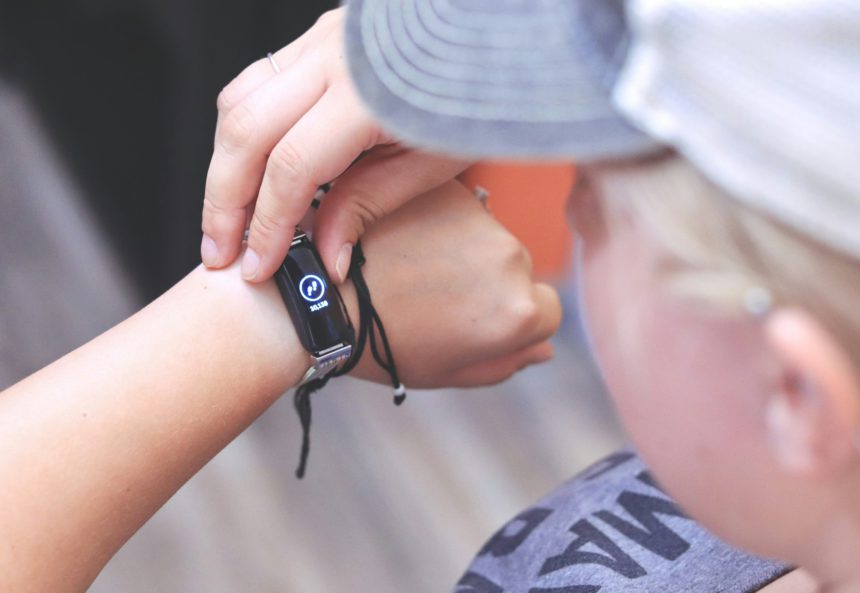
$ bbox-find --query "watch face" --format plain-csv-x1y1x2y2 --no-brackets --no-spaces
277,239,352,353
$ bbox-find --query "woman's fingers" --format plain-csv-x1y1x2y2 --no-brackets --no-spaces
201,10,342,270
201,5,468,283
202,57,331,270
240,87,381,281
313,149,472,282
213,9,341,135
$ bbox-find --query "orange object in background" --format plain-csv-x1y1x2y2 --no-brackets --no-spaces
459,162,576,280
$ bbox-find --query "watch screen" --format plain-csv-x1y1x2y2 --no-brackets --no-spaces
277,239,352,353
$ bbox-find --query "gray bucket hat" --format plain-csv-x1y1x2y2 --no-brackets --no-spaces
344,0,661,159
344,0,860,260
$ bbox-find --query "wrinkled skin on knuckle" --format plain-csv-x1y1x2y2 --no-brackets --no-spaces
344,184,388,237
250,206,287,243
268,141,309,190
219,104,257,153
348,201,382,239
201,192,238,237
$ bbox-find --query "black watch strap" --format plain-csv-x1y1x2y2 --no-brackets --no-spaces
274,230,354,385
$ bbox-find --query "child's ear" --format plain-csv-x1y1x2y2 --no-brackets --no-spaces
763,308,860,477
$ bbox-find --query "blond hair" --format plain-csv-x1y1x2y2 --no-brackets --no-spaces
581,153,860,368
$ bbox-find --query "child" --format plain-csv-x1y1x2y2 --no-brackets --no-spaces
329,0,858,590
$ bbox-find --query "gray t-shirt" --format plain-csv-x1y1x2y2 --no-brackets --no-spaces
455,449,789,593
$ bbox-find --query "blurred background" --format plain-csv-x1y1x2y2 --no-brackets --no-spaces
0,2,624,592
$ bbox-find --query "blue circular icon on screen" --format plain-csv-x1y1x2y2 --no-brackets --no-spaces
299,274,326,302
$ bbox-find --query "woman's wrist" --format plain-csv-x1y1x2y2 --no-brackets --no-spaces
196,251,365,390
187,259,311,393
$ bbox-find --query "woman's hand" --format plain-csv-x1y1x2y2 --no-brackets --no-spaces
346,180,563,388
201,7,470,286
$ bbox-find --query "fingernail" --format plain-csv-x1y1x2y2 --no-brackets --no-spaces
200,234,219,267
335,243,353,283
242,248,260,280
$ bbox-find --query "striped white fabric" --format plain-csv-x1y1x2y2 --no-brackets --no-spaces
345,0,659,158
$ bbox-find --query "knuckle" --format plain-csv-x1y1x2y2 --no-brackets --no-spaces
201,197,223,234
250,207,286,240
202,193,230,218
268,141,308,186
201,194,242,237
219,104,257,152
216,85,236,114
519,244,534,271
506,297,541,335
346,187,387,235
498,235,527,266
315,8,339,28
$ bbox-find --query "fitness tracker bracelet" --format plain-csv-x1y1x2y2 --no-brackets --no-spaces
274,230,354,385
271,223,404,478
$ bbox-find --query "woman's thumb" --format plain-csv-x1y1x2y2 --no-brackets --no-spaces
313,150,471,283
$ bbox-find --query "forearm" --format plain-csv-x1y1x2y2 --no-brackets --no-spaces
0,179,561,593
0,261,310,593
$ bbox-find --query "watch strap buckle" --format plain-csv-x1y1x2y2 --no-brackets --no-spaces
299,343,353,386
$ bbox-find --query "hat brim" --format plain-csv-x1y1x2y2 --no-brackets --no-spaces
344,0,661,160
